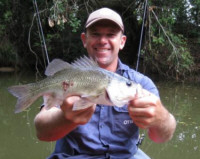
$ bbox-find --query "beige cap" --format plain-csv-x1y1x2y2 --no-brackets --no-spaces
85,8,124,32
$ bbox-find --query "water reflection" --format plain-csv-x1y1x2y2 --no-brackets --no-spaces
0,73,54,159
1,73,200,159
140,81,200,159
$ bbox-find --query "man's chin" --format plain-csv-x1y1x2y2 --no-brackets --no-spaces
96,58,109,66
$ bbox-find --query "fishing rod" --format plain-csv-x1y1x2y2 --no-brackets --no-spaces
135,0,148,146
136,0,148,71
32,0,50,65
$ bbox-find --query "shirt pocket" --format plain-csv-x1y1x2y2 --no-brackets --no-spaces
112,106,138,138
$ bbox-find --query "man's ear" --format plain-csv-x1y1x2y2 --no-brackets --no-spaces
81,33,87,48
119,35,127,50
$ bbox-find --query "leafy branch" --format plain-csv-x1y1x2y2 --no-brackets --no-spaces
48,0,81,32
143,5,194,80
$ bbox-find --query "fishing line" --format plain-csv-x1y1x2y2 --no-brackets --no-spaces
32,0,50,65
136,0,148,71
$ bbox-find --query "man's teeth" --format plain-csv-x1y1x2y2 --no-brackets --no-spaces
96,49,109,51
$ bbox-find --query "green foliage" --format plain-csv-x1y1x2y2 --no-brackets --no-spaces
0,40,17,66
152,36,165,45
48,0,81,32
0,1,12,36
142,0,195,80
189,0,200,26
0,0,18,66
0,0,199,81
69,12,81,32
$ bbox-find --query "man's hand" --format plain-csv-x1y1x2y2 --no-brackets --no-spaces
34,96,96,141
128,89,176,143
61,96,96,125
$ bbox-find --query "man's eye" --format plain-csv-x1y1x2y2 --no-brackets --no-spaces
107,34,115,37
91,33,100,37
126,81,132,87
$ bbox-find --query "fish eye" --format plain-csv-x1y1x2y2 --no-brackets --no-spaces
126,81,132,87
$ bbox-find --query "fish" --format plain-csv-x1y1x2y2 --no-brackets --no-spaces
8,56,141,113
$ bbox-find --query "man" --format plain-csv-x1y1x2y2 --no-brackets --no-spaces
34,8,176,159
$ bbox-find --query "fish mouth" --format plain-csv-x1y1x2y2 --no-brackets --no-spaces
105,90,113,104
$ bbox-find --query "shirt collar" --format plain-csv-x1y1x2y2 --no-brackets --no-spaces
116,59,130,75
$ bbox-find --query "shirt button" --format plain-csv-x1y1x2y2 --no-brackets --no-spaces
105,152,110,158
100,125,103,128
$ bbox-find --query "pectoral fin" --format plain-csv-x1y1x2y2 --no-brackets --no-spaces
72,98,95,111
43,91,64,109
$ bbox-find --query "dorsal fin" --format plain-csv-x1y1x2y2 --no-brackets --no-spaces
72,55,99,68
45,59,71,76
45,56,99,76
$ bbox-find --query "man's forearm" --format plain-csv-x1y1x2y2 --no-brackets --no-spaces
148,113,176,143
34,107,78,141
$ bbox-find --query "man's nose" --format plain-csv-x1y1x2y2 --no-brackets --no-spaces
98,35,108,44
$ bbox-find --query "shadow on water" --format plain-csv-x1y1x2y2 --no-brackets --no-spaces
1,73,200,159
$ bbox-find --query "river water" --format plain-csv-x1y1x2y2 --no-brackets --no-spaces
1,72,200,159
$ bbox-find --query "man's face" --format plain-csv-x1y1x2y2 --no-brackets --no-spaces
81,20,126,71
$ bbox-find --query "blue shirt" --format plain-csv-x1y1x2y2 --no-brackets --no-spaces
48,60,159,159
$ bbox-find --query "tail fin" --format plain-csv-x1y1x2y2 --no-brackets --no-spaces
8,84,39,113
